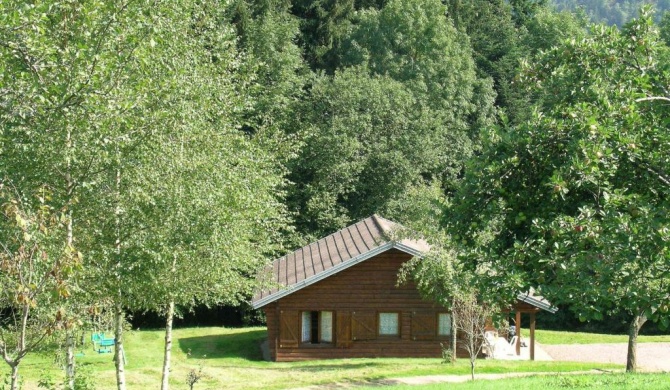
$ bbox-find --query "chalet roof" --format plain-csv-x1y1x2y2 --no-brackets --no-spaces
251,214,429,309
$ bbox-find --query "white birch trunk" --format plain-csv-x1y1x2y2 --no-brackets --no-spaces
65,330,75,390
114,304,126,390
113,162,127,390
161,300,176,390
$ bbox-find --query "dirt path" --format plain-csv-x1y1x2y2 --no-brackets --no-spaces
291,343,669,389
291,370,614,389
542,342,670,372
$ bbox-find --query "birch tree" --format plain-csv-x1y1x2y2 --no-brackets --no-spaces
0,1,160,387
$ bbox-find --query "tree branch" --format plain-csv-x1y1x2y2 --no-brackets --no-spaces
635,96,670,103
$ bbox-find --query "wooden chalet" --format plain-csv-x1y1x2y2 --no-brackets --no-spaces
252,215,556,362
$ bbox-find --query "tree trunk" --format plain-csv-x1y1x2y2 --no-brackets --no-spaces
161,300,175,390
113,161,127,390
470,359,475,381
451,299,457,363
65,187,76,389
114,303,127,390
10,304,30,390
626,312,648,372
65,330,75,390
10,363,19,390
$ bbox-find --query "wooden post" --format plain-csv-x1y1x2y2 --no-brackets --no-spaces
515,310,521,356
530,312,536,361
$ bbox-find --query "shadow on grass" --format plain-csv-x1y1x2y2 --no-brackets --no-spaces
177,329,267,361
176,329,411,373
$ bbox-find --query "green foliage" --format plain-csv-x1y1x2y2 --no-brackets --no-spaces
0,187,77,389
340,0,494,133
287,0,495,236
440,343,454,364
452,7,670,359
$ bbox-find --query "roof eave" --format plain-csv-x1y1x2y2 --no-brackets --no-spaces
517,293,558,313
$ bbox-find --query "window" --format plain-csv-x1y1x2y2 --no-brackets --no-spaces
438,313,452,336
301,311,333,344
378,313,399,336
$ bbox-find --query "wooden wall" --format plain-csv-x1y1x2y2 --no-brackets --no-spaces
263,249,462,361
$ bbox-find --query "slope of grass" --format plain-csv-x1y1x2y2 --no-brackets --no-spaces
0,327,624,389
533,329,670,345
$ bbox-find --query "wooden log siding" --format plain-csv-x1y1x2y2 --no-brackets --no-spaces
263,249,454,361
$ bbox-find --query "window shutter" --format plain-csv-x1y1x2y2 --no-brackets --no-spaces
336,311,352,348
352,311,376,341
279,310,300,348
411,312,437,341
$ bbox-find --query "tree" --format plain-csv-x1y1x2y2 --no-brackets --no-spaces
288,0,495,237
72,2,291,389
452,9,670,372
0,187,77,390
0,1,162,387
453,292,497,380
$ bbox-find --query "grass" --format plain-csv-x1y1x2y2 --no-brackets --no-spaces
0,327,624,389
362,373,670,389
533,329,670,345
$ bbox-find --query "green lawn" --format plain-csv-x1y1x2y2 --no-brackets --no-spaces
0,328,621,389
533,329,670,345
0,327,624,389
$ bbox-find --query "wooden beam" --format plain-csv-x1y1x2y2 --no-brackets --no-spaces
515,310,521,356
530,312,536,361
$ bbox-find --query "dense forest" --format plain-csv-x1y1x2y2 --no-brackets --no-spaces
1,0,669,388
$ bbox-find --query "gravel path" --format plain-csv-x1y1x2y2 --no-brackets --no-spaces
541,342,670,372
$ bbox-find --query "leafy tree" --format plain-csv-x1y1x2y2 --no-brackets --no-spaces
73,3,290,389
230,0,310,164
0,1,159,387
0,187,77,390
446,0,528,123
452,9,670,372
289,0,386,72
521,6,587,55
339,0,494,134
288,0,495,236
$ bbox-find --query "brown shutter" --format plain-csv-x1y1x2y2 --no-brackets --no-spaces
279,310,300,348
336,311,352,348
352,311,376,341
411,312,436,341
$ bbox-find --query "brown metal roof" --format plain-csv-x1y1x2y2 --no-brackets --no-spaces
252,214,429,309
